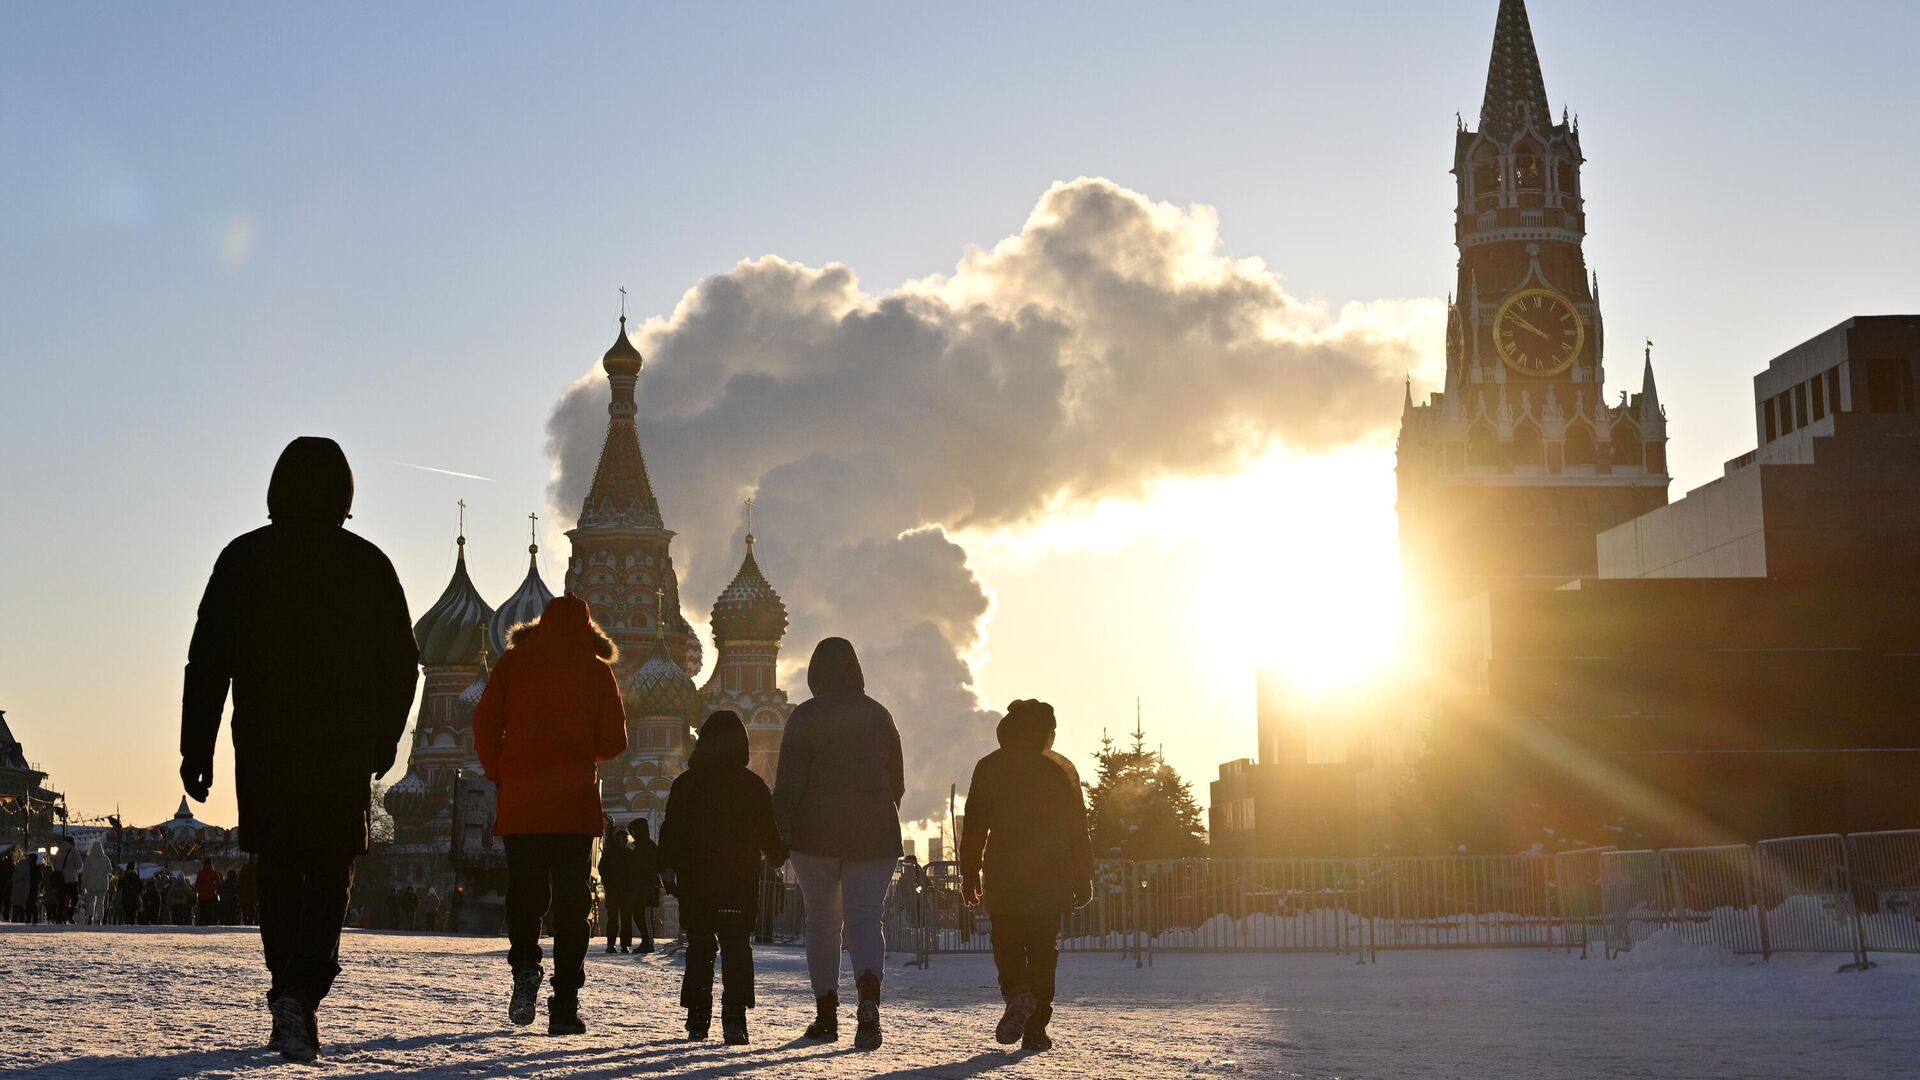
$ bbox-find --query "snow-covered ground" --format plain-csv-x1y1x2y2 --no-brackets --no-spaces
2,925,1916,1079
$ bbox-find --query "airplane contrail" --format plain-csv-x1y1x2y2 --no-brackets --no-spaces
394,461,495,482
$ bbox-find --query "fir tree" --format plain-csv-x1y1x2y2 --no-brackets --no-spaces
1084,710,1207,860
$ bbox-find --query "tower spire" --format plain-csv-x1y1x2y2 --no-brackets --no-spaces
1479,0,1551,139
1640,339,1662,422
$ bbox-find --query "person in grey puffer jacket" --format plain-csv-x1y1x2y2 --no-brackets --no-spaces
771,637,903,1051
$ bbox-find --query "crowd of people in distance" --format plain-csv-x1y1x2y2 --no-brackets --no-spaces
4,846,264,927
165,436,1095,1063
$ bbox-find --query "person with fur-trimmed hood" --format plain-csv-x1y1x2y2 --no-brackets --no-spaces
474,593,628,1037
960,698,1094,1053
659,710,790,1045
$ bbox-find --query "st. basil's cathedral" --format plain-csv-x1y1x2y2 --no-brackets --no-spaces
375,317,793,902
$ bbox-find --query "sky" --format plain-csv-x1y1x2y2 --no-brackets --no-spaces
4,2,1919,832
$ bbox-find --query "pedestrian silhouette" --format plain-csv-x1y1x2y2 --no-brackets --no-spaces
180,435,420,1062
772,637,904,1050
473,593,627,1037
659,709,790,1044
959,698,1094,1053
599,819,637,954
628,817,661,953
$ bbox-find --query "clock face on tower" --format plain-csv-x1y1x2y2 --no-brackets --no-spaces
1493,288,1585,377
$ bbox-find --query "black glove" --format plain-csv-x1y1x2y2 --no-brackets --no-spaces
180,756,214,803
962,873,982,907
660,868,678,897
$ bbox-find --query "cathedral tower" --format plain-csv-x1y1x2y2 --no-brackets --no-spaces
703,515,792,786
1398,0,1670,625
565,316,702,678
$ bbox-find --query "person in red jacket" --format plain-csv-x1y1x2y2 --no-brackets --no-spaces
193,858,224,926
474,594,628,1037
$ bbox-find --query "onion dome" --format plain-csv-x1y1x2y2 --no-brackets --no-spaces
384,771,428,817
491,522,555,657
710,534,787,645
414,533,495,668
628,634,700,719
454,629,492,729
602,315,643,377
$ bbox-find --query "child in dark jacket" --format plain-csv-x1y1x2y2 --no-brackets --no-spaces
659,710,789,1045
959,699,1094,1053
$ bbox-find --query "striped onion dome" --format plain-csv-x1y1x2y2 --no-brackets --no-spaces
414,536,495,668
489,545,554,658
384,771,429,817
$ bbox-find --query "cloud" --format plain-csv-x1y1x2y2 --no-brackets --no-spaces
545,177,1434,821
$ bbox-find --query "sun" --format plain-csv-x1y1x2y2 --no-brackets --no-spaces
1183,446,1405,697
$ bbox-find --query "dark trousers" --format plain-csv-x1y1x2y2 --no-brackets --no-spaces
257,852,355,1009
505,834,593,997
604,896,635,949
638,904,655,950
682,907,755,1011
197,898,219,926
990,908,1062,1027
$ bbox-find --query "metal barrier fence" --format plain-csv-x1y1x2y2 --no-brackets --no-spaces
865,827,1920,966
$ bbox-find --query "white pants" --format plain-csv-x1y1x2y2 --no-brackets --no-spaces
85,894,105,925
790,853,895,998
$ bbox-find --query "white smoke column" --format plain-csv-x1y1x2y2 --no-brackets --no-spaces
546,177,1433,821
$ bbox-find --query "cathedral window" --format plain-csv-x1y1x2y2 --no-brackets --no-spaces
1513,142,1545,188
1556,158,1578,203
1510,422,1543,468
1763,398,1778,442
1811,375,1826,421
1564,425,1596,467
1472,147,1501,208
1612,427,1643,467
1794,383,1810,427
1468,424,1498,467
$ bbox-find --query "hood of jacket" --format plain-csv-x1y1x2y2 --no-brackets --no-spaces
508,594,616,662
996,698,1056,754
690,709,750,770
806,636,865,696
267,436,354,524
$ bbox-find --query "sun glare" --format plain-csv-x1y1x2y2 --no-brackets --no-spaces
1183,446,1405,696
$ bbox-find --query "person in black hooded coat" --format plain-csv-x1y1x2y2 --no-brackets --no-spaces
179,436,420,1061
659,710,789,1044
959,698,1093,1052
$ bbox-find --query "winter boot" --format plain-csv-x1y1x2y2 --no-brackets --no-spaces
268,998,317,1063
995,991,1037,1046
803,993,839,1041
854,971,883,1050
547,995,586,1036
685,1006,712,1040
508,966,543,1027
722,1005,749,1046
1021,1008,1054,1053
605,942,616,954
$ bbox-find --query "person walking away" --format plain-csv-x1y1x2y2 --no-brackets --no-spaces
420,885,441,932
960,699,1094,1053
180,436,421,1062
236,856,259,926
474,594,628,1037
117,864,141,926
194,858,224,925
772,637,905,1050
629,818,660,953
8,853,28,922
140,873,162,925
219,871,241,925
660,711,790,1044
58,842,85,922
399,884,419,931
82,842,112,925
598,820,634,953
171,870,197,924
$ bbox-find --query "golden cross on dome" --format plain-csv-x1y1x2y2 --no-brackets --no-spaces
456,499,467,542
619,286,627,319
744,496,756,548
654,586,667,638
527,511,539,550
